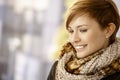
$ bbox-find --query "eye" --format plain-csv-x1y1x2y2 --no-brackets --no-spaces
79,29,87,33
68,28,74,34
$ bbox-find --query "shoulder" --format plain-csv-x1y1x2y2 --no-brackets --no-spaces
101,71,120,80
47,61,58,80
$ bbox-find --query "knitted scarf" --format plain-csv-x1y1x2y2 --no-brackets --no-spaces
56,38,120,80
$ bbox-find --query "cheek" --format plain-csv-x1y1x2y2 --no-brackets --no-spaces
84,32,96,42
86,32,105,44
69,35,72,42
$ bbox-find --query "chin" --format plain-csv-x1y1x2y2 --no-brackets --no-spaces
76,52,90,59
76,54,87,59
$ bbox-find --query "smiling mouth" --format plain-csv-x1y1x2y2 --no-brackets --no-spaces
75,44,87,51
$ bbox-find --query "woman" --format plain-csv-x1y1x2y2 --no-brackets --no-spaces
47,0,120,80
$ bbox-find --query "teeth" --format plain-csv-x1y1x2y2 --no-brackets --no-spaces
75,46,84,49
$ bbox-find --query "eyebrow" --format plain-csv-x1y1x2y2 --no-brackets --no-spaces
68,24,89,29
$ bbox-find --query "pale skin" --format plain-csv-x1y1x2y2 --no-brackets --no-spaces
68,14,115,58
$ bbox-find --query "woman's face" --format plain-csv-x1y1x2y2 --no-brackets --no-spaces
68,14,109,58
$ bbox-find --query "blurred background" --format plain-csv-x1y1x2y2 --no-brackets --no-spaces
0,0,120,80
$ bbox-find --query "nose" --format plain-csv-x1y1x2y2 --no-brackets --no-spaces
71,32,80,43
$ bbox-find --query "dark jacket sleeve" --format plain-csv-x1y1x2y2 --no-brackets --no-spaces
101,71,120,80
47,61,58,80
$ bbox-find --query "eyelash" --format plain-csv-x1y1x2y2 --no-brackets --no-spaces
79,29,87,32
68,29,74,33
68,29,87,34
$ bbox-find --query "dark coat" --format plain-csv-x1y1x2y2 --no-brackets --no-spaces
47,61,120,80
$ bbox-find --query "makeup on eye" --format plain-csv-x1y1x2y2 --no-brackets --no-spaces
79,28,88,33
77,25,89,32
68,27,88,33
67,27,74,34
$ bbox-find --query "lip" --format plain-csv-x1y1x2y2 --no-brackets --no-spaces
74,44,87,51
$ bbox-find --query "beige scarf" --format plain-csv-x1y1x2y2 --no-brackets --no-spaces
56,38,120,80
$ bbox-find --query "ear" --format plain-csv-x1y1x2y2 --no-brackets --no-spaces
104,23,116,38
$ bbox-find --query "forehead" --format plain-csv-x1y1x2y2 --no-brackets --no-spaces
69,14,98,28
